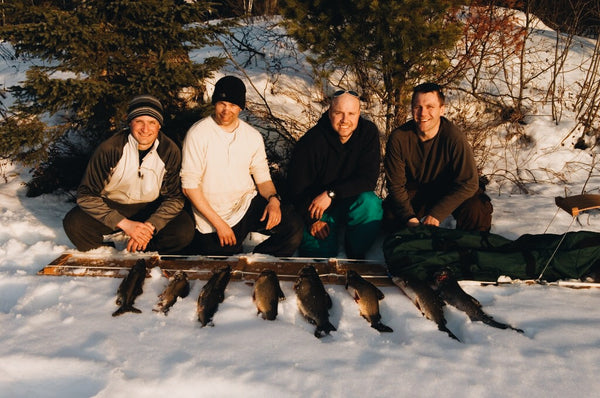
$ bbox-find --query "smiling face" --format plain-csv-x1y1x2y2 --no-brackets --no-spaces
213,101,241,131
412,91,445,141
129,115,160,150
328,93,360,143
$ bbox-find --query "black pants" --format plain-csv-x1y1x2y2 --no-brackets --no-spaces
185,195,303,257
383,188,493,233
63,201,195,254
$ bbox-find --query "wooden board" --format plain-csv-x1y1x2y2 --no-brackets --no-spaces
38,252,393,286
555,194,600,217
39,252,600,289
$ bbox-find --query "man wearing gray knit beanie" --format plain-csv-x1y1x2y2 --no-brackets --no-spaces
181,76,303,256
63,94,194,254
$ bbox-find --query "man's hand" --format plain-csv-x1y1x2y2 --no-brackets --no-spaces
126,237,148,252
117,219,155,252
406,217,421,227
214,219,237,247
308,191,332,221
310,220,330,240
421,215,440,227
261,197,282,230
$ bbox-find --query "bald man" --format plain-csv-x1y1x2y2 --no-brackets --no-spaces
287,90,383,259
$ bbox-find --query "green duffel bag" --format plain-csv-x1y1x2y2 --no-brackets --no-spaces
383,225,600,282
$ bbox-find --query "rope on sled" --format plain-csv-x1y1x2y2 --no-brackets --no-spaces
536,215,577,283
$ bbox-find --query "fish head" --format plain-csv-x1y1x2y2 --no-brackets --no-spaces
298,265,318,277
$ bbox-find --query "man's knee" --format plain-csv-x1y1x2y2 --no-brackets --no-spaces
62,206,106,251
348,191,383,223
454,191,493,232
155,211,196,254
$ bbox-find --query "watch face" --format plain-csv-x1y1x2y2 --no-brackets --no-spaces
328,190,335,198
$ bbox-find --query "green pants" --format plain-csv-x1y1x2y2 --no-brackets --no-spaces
299,192,383,258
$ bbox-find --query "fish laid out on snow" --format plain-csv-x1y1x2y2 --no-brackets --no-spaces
392,276,460,341
434,269,524,333
294,265,337,338
153,271,190,315
253,269,285,320
112,259,147,317
345,270,393,333
197,266,231,327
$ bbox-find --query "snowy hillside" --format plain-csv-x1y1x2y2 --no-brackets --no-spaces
3,14,600,398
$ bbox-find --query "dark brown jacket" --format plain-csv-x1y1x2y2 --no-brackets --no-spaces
384,117,479,224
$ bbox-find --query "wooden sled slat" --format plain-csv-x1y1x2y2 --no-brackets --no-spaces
555,194,600,217
38,252,393,286
38,253,600,288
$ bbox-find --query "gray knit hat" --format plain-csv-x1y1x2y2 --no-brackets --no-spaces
211,76,246,109
127,95,164,125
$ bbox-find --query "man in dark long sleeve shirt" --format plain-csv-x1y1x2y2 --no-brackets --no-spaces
287,90,383,258
383,83,492,232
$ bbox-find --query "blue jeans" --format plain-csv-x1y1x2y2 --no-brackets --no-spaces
299,191,383,259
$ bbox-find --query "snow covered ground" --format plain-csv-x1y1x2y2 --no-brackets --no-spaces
2,164,600,398
3,12,600,398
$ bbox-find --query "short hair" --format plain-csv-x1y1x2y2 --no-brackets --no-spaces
412,82,445,106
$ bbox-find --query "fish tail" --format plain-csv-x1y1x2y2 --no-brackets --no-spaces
439,324,461,342
480,315,524,333
371,322,394,333
263,309,277,321
112,305,142,317
314,321,337,338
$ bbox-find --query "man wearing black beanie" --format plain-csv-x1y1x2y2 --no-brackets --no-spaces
63,95,194,254
181,76,303,256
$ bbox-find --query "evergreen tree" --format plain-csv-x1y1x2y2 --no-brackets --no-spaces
279,0,462,133
0,0,226,195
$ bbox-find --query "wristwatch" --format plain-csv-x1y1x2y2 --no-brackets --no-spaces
268,193,282,202
327,190,336,199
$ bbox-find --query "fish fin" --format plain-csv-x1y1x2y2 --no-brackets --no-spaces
152,305,166,314
375,288,385,300
439,325,461,342
179,283,190,298
112,308,124,317
468,295,482,308
413,299,425,316
112,305,142,317
277,286,286,301
479,314,524,333
371,322,394,333
314,322,336,338
325,292,332,309
263,310,277,321
323,321,337,334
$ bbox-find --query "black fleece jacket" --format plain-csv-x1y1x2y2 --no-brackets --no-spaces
287,112,381,223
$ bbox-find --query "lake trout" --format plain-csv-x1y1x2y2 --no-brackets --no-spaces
112,259,147,317
345,270,393,333
392,276,460,341
197,266,231,327
294,265,336,338
153,271,190,315
253,269,285,320
434,269,524,333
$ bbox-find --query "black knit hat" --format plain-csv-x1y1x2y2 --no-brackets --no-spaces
211,76,246,109
127,95,164,125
